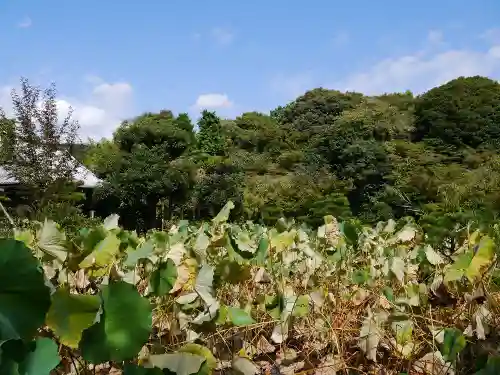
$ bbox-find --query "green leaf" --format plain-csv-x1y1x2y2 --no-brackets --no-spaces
441,328,466,362
444,251,475,284
79,232,121,269
18,338,60,375
341,221,358,245
148,259,177,296
46,288,101,348
37,219,67,263
215,260,252,284
213,201,235,224
466,236,495,282
383,287,394,302
227,307,255,326
475,356,500,375
391,320,413,345
179,343,217,375
80,281,152,363
124,241,154,268
454,251,474,269
444,267,464,283
215,305,229,325
231,230,257,255
292,295,310,317
0,239,51,342
144,353,205,375
352,268,370,285
14,229,34,248
252,235,269,264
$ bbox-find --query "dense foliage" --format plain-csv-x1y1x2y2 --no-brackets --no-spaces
0,203,499,374
2,75,500,239
73,75,500,241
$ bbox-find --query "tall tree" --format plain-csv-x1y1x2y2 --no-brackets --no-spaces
197,110,226,156
0,78,81,209
88,111,196,231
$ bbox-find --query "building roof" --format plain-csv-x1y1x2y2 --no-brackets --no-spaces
0,157,101,188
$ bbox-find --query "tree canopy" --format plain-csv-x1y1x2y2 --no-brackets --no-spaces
4,75,500,247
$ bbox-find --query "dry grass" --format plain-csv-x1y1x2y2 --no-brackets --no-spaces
135,267,500,375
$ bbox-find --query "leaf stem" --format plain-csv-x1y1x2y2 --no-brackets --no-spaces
0,200,15,228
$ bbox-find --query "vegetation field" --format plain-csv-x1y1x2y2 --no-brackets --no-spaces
1,202,499,374
2,72,500,374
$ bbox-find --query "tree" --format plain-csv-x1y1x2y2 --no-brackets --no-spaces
309,98,412,221
88,111,196,231
189,159,243,219
413,76,500,148
114,111,193,157
0,78,81,212
229,112,286,154
273,88,364,147
197,110,226,156
74,73,500,235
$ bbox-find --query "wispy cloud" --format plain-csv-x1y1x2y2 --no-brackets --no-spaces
192,93,233,110
481,28,500,43
18,16,32,28
332,30,500,95
211,27,235,45
1,76,134,140
270,72,315,100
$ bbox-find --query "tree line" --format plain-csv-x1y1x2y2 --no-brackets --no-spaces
2,75,500,246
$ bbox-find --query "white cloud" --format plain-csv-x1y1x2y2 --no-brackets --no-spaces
211,28,235,45
192,93,233,109
481,28,500,44
333,34,500,95
61,80,133,140
0,78,133,140
270,30,500,100
18,17,32,28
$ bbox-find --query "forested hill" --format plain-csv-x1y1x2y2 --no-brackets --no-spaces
84,75,500,239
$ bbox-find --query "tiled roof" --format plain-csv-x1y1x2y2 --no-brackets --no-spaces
0,157,101,188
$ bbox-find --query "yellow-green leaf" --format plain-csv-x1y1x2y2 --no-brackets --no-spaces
465,236,495,282
79,232,121,269
38,219,67,263
46,288,101,348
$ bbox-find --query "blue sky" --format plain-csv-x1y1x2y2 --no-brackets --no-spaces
1,0,500,139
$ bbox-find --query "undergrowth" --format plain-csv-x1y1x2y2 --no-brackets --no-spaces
0,201,499,375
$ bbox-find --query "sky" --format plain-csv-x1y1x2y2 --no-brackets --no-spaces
1,1,500,140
